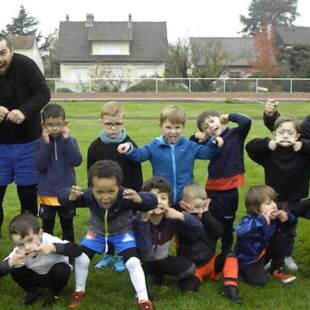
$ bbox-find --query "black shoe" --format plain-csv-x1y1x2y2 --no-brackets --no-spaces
42,293,58,307
222,285,243,304
22,290,39,306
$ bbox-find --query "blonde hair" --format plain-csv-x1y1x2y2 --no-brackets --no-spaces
182,184,206,202
100,101,124,118
160,105,187,125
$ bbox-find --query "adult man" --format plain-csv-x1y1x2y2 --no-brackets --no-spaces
0,34,50,235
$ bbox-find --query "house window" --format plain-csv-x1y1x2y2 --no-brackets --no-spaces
92,41,130,55
229,71,242,78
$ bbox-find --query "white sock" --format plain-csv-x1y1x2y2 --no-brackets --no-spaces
125,256,148,301
75,253,90,292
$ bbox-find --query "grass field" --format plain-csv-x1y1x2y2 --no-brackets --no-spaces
1,100,310,310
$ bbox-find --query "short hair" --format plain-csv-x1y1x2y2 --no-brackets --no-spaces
142,176,173,204
160,105,186,125
9,213,40,238
196,110,220,131
245,185,277,214
0,34,12,50
41,104,66,121
182,183,206,201
100,101,124,118
274,115,300,133
88,160,123,187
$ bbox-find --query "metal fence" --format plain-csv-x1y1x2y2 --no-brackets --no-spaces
45,77,310,94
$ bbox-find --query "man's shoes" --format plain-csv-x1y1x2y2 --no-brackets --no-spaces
271,269,296,284
114,256,126,272
138,299,154,310
284,256,298,271
68,291,85,308
22,290,39,306
222,286,243,304
94,254,115,269
42,293,58,307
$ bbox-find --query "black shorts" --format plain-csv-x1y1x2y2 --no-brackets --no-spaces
39,204,76,220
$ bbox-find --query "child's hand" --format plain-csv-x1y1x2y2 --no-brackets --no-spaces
8,252,26,268
69,185,84,201
293,141,302,152
194,131,208,142
262,209,271,225
117,143,130,154
165,208,184,221
215,136,224,147
277,210,289,222
220,114,229,124
62,126,70,139
179,200,196,213
42,127,51,143
123,189,142,203
37,243,56,255
268,139,278,150
264,99,279,116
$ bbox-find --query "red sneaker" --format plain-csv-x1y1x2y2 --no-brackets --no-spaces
271,269,296,284
138,299,154,310
68,291,86,308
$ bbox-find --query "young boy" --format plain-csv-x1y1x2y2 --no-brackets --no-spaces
34,104,82,243
246,115,310,271
58,160,157,309
87,101,143,271
177,184,243,304
190,110,251,251
118,105,222,207
0,213,82,307
235,185,296,286
134,176,201,292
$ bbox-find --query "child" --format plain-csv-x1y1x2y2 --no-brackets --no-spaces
87,101,143,272
0,213,82,307
118,105,222,207
246,115,310,271
190,110,251,251
235,185,296,286
34,103,82,242
134,176,200,292
177,184,243,304
58,160,157,309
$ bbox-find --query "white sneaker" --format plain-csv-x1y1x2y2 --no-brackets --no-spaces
264,260,271,270
284,256,298,271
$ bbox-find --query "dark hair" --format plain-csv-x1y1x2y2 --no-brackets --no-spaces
88,160,123,187
9,213,40,238
142,176,173,204
0,34,12,50
245,185,277,214
274,115,300,133
196,110,220,131
41,104,66,121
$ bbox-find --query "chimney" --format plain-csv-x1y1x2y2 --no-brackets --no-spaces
66,14,69,22
128,13,132,28
86,13,94,27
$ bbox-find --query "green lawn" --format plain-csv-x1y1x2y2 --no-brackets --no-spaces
1,101,310,309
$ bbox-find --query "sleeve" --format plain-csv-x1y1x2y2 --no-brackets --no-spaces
263,111,280,132
228,113,252,139
245,138,270,165
133,217,153,254
87,142,96,171
129,192,158,212
235,215,267,237
0,260,12,276
182,212,203,230
129,139,143,191
194,137,220,159
301,115,310,139
200,211,224,239
125,141,154,163
53,242,83,257
64,137,83,167
58,188,90,208
33,139,51,170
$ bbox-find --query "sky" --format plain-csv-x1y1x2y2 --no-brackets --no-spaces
1,0,309,43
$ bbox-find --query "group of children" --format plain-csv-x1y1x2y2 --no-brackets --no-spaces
1,99,310,309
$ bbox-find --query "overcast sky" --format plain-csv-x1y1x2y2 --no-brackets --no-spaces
1,0,309,43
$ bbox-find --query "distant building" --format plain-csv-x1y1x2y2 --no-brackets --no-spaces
274,26,310,48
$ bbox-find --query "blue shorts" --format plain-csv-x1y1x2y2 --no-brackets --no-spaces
81,230,137,254
0,140,39,186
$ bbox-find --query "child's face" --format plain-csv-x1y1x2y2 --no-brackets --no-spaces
274,121,299,147
201,116,225,137
160,120,184,144
101,114,125,138
150,189,170,215
11,229,42,258
260,197,278,219
43,116,67,137
91,176,120,209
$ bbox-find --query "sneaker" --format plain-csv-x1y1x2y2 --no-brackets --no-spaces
222,286,243,304
68,291,85,308
138,299,154,310
114,256,126,272
264,260,271,271
42,293,59,308
271,269,296,284
22,290,39,306
94,254,115,269
284,256,298,271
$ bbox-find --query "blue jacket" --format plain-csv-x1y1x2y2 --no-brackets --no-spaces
235,212,295,269
34,136,82,197
125,135,219,204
